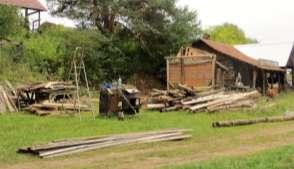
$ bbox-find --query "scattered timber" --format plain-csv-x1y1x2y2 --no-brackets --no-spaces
18,129,192,158
147,84,260,113
212,114,294,128
16,81,89,116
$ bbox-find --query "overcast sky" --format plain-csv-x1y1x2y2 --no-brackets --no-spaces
40,0,294,43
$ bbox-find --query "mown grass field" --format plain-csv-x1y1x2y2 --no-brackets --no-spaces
0,92,294,169
164,145,294,169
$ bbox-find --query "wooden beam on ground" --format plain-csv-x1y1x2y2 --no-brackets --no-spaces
212,114,294,128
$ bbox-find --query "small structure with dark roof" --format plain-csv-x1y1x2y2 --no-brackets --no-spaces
235,42,294,87
0,0,47,31
166,39,286,95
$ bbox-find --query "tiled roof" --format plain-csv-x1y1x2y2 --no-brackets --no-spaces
193,39,285,72
0,0,47,11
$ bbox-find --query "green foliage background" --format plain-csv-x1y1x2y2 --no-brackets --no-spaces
205,23,257,45
0,3,256,87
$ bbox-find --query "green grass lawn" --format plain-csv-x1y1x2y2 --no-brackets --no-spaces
165,145,294,169
0,92,294,166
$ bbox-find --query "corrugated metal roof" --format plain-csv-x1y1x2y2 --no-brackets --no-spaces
235,42,294,67
0,0,47,11
193,39,285,72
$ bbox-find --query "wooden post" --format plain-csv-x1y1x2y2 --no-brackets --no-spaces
292,69,294,88
211,55,216,88
24,9,29,29
252,69,257,89
270,72,274,88
38,11,41,28
180,57,185,85
166,58,170,91
262,70,266,95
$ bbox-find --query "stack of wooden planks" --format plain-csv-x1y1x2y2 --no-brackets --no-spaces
147,85,260,113
0,83,18,114
18,129,191,158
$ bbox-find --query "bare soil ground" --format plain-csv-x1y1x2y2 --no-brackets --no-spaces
2,122,294,169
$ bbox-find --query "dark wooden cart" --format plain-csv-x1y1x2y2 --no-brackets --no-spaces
99,86,141,118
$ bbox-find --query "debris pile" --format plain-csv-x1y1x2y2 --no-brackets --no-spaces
147,84,260,113
17,81,89,116
18,129,191,158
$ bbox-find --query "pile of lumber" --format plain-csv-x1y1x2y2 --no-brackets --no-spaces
147,85,260,113
17,81,89,116
212,114,294,128
0,82,18,114
17,81,76,93
18,129,191,158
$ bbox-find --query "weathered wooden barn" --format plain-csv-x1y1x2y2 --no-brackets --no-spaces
166,39,286,94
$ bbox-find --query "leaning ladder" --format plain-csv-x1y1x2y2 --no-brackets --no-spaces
68,47,95,120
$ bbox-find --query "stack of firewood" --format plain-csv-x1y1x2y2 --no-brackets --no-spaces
147,84,260,113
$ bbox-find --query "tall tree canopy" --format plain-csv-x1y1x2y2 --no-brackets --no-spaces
48,0,201,81
205,23,257,45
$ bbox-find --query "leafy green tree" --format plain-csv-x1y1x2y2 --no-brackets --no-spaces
0,5,25,40
48,0,201,82
205,23,257,45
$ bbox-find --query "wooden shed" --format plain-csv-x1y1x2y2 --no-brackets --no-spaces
166,39,286,94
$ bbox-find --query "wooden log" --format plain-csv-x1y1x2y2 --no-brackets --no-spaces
196,88,225,97
168,89,186,98
176,84,195,95
181,92,225,106
189,90,260,112
207,100,255,112
146,104,166,110
212,114,294,128
161,105,182,112
0,95,6,114
152,89,168,95
151,95,175,103
0,86,16,112
193,86,213,93
4,80,16,96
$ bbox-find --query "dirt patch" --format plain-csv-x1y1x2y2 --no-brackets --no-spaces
2,122,294,169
